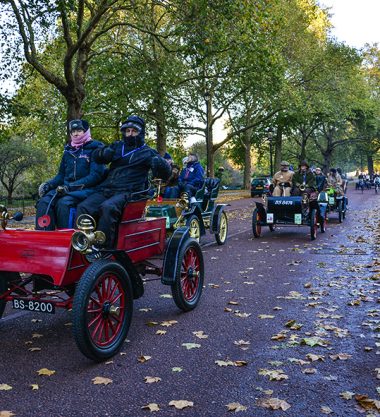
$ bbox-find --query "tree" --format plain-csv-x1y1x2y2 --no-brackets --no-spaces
0,136,46,204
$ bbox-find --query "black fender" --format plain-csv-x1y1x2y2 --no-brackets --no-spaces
255,201,267,219
161,227,190,285
182,206,206,236
113,251,144,299
210,204,228,234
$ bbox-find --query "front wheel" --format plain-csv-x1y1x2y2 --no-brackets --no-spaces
252,208,262,238
0,272,21,320
171,239,204,312
310,209,318,240
215,210,228,245
186,215,201,243
338,200,343,223
72,260,133,362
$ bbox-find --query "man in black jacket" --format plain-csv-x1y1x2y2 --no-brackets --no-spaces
75,115,170,249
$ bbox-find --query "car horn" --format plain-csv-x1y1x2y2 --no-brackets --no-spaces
0,205,24,230
71,214,106,253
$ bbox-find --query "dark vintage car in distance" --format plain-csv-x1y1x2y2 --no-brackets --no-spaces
251,176,271,197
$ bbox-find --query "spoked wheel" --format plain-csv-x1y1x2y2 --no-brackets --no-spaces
186,215,201,243
171,239,204,312
72,260,133,362
319,211,327,233
252,208,262,238
310,209,318,240
215,210,228,245
0,272,21,320
338,200,343,223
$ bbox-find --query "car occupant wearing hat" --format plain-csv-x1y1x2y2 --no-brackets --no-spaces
272,161,294,196
35,119,105,230
327,168,344,196
314,167,327,192
75,115,171,252
291,160,317,197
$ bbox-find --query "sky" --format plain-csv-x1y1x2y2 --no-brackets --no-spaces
320,0,380,48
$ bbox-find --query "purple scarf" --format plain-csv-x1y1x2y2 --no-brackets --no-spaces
70,129,92,149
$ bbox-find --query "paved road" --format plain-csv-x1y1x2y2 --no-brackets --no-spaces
0,185,379,417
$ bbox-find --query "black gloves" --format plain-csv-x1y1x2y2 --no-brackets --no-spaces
94,146,115,163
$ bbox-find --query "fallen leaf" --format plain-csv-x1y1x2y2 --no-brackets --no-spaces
258,314,275,319
32,333,43,338
234,312,251,318
259,369,288,381
257,397,291,411
234,340,250,348
30,384,39,390
159,294,172,298
301,337,329,347
141,403,160,412
0,412,16,417
0,384,12,391
28,347,41,352
330,353,352,361
37,368,55,376
138,355,152,363
302,368,317,374
144,376,161,384
169,400,194,410
228,301,239,305
31,319,42,323
215,360,235,367
182,343,201,350
92,376,113,385
306,354,325,362
321,406,334,414
146,321,159,327
156,330,167,335
160,320,178,327
340,391,355,400
139,308,152,312
226,402,248,412
193,331,208,339
172,367,182,372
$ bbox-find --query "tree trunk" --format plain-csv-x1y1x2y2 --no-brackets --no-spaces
274,126,283,172
243,129,253,189
66,93,85,141
367,154,374,177
155,99,167,156
7,190,13,206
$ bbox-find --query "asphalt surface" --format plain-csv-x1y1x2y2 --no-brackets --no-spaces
0,185,379,417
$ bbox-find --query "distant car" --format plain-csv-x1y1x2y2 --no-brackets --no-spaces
251,177,271,197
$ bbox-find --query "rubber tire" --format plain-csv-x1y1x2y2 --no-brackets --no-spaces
72,260,133,362
252,208,262,238
0,272,21,320
338,200,343,223
269,224,275,232
310,209,318,240
171,239,204,312
186,215,201,243
320,213,326,233
215,210,228,245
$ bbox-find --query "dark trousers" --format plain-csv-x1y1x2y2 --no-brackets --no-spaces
171,183,198,198
35,191,81,230
76,191,129,248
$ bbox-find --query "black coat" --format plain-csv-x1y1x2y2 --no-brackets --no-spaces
47,140,105,199
94,139,171,194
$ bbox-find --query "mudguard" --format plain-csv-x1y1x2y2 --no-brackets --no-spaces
210,204,228,234
183,205,206,236
113,251,144,299
161,227,190,285
255,201,267,220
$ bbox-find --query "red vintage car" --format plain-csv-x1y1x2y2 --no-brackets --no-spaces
0,200,204,362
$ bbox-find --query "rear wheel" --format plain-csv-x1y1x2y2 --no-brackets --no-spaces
186,215,201,243
310,209,318,240
215,211,228,245
72,260,133,362
252,208,262,238
171,239,204,312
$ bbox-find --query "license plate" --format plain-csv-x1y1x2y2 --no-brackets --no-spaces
328,197,334,204
12,299,55,314
294,214,302,224
256,186,263,189
165,216,170,228
266,213,274,223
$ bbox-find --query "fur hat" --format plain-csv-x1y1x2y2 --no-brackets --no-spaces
120,115,145,134
69,119,89,132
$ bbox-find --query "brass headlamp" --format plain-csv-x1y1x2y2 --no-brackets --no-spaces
299,183,306,192
71,214,106,253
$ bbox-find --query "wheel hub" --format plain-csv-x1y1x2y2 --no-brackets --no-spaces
102,301,111,318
